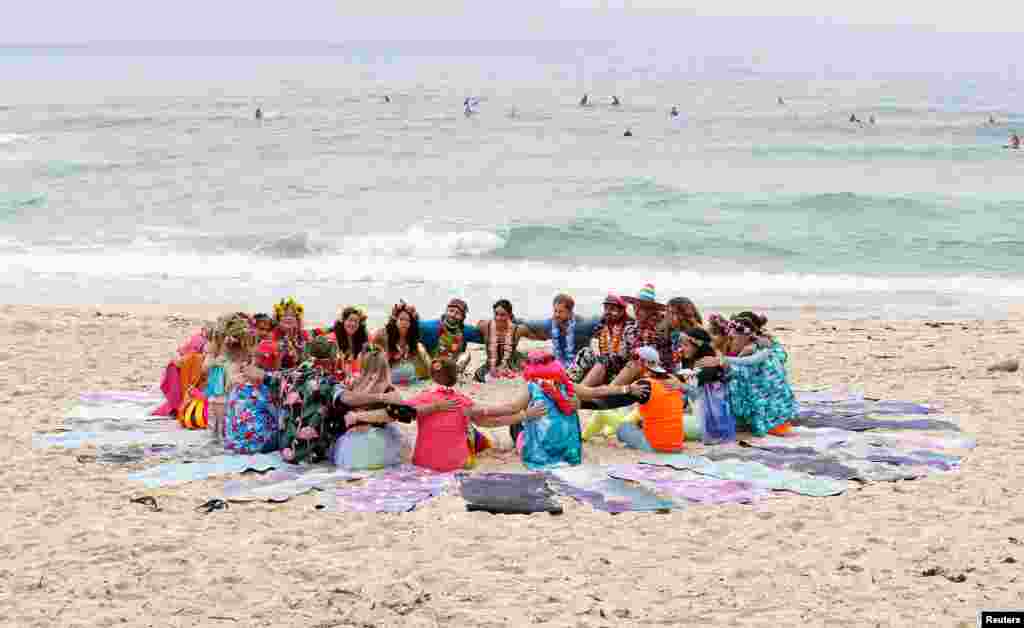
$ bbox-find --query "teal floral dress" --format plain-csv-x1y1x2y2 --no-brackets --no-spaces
725,341,798,436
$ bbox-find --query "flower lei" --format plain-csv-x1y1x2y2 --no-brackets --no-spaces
597,321,627,357
487,320,515,374
550,317,576,367
437,322,464,359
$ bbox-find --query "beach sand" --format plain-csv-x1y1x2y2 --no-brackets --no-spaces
2,303,1023,627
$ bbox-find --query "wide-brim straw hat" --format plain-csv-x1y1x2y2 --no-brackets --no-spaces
622,283,666,309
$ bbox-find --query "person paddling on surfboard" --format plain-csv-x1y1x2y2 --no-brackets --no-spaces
611,96,621,107
670,106,679,117
255,107,262,120
579,94,589,107
623,128,633,137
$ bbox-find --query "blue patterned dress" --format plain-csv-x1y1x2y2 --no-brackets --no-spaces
725,341,798,436
521,382,583,469
224,382,279,454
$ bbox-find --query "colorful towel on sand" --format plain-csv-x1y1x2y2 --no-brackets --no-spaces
701,446,863,481
640,454,848,497
77,391,164,405
127,453,283,488
36,392,219,461
457,472,563,515
703,443,930,482
795,390,939,428
224,467,368,503
605,464,768,504
548,465,678,513
316,465,454,513
794,414,961,432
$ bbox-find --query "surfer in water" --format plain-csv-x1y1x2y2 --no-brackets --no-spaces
849,113,861,124
611,96,621,107
623,128,633,137
989,115,997,125
384,95,391,104
1010,132,1021,150
255,107,263,120
579,94,589,107
869,115,876,125
670,106,679,118
777,96,785,105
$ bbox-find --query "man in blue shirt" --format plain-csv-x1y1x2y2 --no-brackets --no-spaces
523,294,602,369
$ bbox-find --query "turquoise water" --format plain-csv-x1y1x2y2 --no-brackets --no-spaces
1,44,1022,322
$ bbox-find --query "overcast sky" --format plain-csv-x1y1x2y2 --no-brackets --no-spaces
3,0,1023,43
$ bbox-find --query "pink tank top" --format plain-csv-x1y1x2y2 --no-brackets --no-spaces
407,387,475,472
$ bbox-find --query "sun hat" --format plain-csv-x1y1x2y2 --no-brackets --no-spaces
634,346,666,374
603,293,627,308
622,283,666,309
447,298,469,316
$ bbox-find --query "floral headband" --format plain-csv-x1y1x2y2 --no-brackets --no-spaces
390,301,417,321
708,313,729,333
273,297,304,320
337,305,368,324
728,314,765,338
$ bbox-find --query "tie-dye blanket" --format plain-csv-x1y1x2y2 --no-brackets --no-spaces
640,454,849,497
224,467,368,502
605,464,769,504
547,465,679,513
36,391,220,461
316,465,454,513
128,453,283,488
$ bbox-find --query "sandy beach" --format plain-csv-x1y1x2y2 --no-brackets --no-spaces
3,303,1023,628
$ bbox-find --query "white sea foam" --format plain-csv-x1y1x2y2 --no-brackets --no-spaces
2,248,1021,303
0,133,28,146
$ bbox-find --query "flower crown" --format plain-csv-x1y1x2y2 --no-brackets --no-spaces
708,313,729,333
337,305,368,324
273,297,304,321
390,301,417,321
727,313,765,337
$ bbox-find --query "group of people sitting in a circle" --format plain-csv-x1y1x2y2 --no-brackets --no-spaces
156,283,798,472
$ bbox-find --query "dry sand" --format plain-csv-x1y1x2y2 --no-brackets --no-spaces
2,303,1023,628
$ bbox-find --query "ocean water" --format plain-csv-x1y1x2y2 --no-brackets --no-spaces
1,42,1023,325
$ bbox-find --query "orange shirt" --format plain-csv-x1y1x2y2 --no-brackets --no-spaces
638,378,685,452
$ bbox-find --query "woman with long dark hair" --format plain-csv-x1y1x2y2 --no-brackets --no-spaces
332,306,369,383
372,301,431,385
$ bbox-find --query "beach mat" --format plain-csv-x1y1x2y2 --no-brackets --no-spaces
794,414,960,432
640,454,848,497
701,446,863,481
127,453,283,488
457,472,563,515
36,391,218,462
548,465,678,513
316,465,453,513
704,443,930,482
605,464,768,504
224,467,368,503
